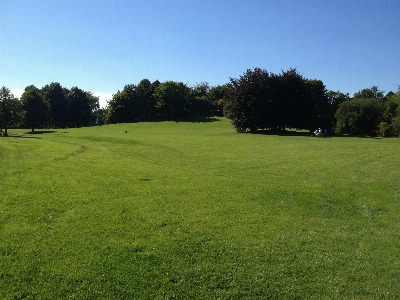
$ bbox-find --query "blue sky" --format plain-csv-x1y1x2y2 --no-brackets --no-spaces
1,0,399,108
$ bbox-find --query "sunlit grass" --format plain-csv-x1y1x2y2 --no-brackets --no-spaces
1,118,399,299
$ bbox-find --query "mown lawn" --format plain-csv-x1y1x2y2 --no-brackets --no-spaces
1,117,399,299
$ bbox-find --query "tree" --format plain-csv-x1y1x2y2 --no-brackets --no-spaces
226,68,317,133
190,82,213,116
383,88,400,136
0,86,16,136
147,80,160,118
334,98,383,135
226,68,272,132
208,84,228,116
327,90,350,113
353,86,386,102
41,82,70,128
105,84,140,124
136,79,155,119
68,87,92,127
85,92,100,126
191,82,210,100
154,81,192,118
21,85,50,133
276,69,314,130
305,80,332,129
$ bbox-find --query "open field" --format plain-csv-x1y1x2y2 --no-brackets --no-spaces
1,117,400,299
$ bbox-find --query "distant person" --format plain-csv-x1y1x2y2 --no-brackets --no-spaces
314,128,323,137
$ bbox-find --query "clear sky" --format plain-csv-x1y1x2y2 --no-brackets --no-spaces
1,0,399,108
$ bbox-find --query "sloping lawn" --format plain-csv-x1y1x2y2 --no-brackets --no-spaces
1,118,399,299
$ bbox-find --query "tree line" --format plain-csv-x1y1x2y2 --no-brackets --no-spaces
104,79,227,123
0,83,100,134
1,68,399,136
0,80,228,135
226,68,400,136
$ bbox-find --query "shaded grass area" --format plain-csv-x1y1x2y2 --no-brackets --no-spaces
1,118,400,299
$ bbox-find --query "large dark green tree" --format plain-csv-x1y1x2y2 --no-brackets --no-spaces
86,92,100,126
306,79,332,129
334,98,384,135
226,68,272,132
41,82,70,128
353,86,386,102
383,87,400,136
0,86,16,136
68,87,92,127
147,80,160,118
154,81,192,118
276,69,314,130
136,79,158,119
21,85,50,133
226,68,319,132
326,90,350,119
105,84,140,124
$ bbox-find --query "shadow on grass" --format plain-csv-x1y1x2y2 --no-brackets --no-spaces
140,116,222,123
250,130,314,137
0,130,59,138
23,130,57,135
173,116,221,123
249,130,382,138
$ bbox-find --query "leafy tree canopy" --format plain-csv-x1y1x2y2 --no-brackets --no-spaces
226,68,327,132
0,86,16,136
353,86,386,102
21,85,50,132
334,98,384,135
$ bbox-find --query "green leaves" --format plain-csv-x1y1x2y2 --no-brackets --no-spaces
21,85,50,133
334,98,384,135
226,68,321,132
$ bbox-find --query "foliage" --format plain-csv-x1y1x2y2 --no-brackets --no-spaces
382,90,400,136
154,81,192,118
20,85,50,132
377,122,391,136
105,80,160,124
106,85,138,124
0,86,18,136
67,87,92,127
189,82,215,116
391,110,400,137
306,79,332,128
207,84,229,116
226,68,328,132
1,119,400,298
353,86,386,102
41,82,70,128
191,82,210,100
225,68,271,132
136,79,158,119
3,78,399,136
334,98,384,135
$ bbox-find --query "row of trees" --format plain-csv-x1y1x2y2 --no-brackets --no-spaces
225,68,400,136
0,80,228,135
225,68,337,132
334,86,400,136
104,79,227,124
1,69,399,136
0,83,100,134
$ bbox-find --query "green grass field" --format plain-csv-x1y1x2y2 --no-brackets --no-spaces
1,117,399,299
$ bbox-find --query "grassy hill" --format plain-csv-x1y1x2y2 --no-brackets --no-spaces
1,117,399,299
